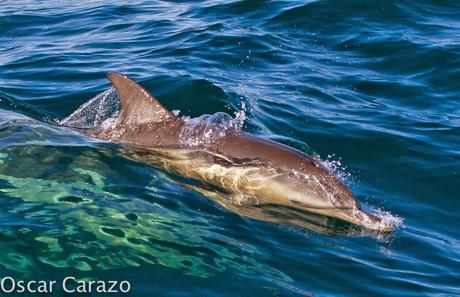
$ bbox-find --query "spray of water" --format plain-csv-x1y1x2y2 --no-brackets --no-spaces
178,102,247,148
60,88,119,129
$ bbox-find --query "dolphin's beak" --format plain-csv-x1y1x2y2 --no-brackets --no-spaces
351,209,394,232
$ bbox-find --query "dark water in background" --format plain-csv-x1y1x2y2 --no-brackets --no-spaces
0,1,459,296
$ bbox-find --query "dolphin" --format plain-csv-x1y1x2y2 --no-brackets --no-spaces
77,72,393,232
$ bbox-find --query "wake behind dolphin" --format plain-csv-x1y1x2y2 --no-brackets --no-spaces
62,73,395,232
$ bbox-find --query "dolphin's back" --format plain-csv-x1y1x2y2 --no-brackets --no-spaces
217,133,320,176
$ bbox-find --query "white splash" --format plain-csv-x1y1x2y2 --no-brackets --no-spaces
369,208,404,229
178,103,247,148
318,154,353,184
60,88,120,129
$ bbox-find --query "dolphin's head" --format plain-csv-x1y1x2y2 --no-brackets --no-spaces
287,166,394,232
321,180,394,232
326,178,394,232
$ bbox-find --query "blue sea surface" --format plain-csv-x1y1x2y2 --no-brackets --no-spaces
0,1,459,296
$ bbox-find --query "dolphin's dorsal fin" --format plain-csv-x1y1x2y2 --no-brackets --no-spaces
107,72,176,126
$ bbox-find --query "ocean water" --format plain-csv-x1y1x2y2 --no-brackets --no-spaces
0,1,459,296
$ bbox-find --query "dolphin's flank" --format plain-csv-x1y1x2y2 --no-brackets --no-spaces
78,72,393,233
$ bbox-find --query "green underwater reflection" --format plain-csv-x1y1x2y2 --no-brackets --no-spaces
0,118,290,281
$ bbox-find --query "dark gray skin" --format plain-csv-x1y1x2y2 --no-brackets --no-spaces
86,72,393,232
